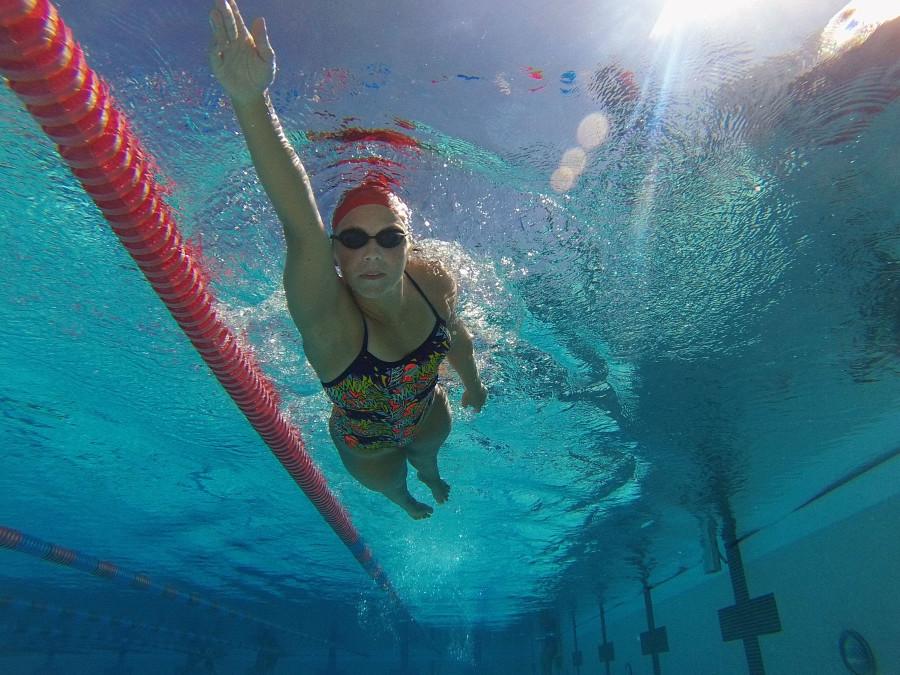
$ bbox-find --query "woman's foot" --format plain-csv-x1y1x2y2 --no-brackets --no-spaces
417,473,451,504
403,493,434,520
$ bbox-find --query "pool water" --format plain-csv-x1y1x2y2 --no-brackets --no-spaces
1,0,898,673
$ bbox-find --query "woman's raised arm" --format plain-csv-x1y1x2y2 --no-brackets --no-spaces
209,0,348,334
209,0,327,252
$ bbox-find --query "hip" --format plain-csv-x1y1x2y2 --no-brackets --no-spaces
329,385,447,457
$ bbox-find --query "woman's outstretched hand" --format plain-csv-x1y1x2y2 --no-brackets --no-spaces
209,0,275,104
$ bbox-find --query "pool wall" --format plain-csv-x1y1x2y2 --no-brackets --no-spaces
559,454,900,674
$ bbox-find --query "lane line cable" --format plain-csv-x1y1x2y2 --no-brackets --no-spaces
0,526,371,657
0,0,404,611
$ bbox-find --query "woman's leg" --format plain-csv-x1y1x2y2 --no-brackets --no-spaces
405,385,452,503
330,423,433,519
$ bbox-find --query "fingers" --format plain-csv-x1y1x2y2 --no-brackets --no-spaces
462,400,483,413
251,17,275,64
214,0,239,42
212,0,264,59
226,0,251,40
209,9,226,47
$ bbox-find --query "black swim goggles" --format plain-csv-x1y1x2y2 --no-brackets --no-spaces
330,227,407,249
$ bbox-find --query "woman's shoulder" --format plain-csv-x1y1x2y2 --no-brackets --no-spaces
408,257,455,293
407,257,458,315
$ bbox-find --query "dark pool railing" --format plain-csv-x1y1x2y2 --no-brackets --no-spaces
0,0,400,604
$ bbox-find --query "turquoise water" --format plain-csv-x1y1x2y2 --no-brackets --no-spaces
2,0,898,673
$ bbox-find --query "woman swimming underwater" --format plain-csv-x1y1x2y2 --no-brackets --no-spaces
209,0,487,519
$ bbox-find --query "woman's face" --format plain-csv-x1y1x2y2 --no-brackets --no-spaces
332,204,410,298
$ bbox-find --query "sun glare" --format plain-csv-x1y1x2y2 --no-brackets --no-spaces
650,0,758,39
819,0,900,58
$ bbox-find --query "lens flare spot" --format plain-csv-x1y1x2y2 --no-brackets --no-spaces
550,167,577,193
577,113,610,149
560,148,587,174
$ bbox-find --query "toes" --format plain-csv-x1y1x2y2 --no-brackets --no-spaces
433,480,451,504
405,496,433,519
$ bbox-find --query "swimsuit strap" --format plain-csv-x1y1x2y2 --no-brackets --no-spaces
360,309,369,352
404,270,443,321
357,270,438,356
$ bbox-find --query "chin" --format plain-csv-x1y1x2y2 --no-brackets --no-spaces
350,273,398,297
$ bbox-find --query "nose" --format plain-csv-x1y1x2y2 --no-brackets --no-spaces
360,239,382,259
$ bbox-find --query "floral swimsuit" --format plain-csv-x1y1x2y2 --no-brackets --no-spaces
322,271,452,452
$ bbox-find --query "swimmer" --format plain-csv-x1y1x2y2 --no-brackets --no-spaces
208,0,487,519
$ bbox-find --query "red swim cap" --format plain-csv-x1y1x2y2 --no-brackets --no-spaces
332,181,396,229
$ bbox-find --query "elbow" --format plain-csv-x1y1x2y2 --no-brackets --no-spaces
449,332,473,357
